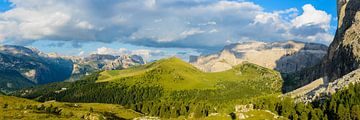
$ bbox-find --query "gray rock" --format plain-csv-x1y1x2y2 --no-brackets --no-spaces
191,40,327,73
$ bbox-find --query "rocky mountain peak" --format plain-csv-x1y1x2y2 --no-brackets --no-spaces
0,45,40,57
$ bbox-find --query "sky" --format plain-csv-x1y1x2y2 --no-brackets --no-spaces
0,0,337,61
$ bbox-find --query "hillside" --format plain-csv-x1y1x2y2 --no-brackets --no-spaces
14,57,283,119
0,45,73,92
0,95,141,120
98,57,282,93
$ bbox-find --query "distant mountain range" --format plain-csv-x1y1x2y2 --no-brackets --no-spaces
65,53,145,81
190,40,328,73
0,45,144,92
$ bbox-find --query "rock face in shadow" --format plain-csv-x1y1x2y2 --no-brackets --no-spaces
191,41,327,73
323,0,360,82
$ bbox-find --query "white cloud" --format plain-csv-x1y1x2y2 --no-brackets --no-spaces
180,28,205,38
306,33,334,42
292,4,331,30
91,47,165,61
0,0,335,51
78,51,85,56
76,21,94,30
144,0,156,8
95,47,119,55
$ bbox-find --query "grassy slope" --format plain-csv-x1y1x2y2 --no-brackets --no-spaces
98,57,282,93
0,95,141,120
12,57,283,119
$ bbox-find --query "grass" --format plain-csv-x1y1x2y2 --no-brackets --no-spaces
97,57,282,92
0,95,141,120
240,110,287,120
11,57,284,119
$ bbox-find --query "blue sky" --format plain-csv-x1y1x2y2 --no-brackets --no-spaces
0,0,337,61
0,0,11,12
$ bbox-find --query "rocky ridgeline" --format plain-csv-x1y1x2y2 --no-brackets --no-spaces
0,45,73,85
191,40,327,73
68,54,145,81
0,45,145,90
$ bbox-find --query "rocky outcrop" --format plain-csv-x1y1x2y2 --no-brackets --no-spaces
103,55,144,70
323,0,360,82
191,41,327,73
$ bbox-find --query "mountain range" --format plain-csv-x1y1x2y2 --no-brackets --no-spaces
0,45,144,92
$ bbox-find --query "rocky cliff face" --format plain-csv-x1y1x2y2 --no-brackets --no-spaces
191,41,327,73
323,0,360,82
284,0,360,92
286,0,360,101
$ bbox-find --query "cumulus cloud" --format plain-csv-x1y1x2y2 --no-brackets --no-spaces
0,0,334,51
292,4,331,30
92,47,166,61
94,47,121,55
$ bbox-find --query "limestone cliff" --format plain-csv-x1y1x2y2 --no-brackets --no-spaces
191,41,327,73
324,0,360,82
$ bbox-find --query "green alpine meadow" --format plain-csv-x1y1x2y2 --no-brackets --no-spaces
1,0,360,120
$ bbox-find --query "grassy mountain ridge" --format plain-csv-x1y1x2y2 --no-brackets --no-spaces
14,57,283,119
98,57,282,92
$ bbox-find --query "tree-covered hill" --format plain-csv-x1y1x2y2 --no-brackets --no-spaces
14,57,283,119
